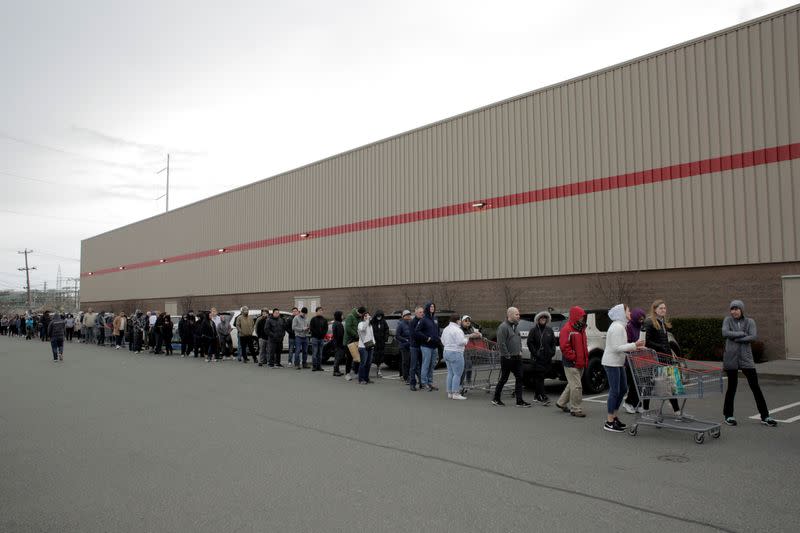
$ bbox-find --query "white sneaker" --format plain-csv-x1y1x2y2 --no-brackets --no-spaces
447,393,453,399
377,370,383,378
452,394,467,400
287,362,294,368
623,403,636,414
345,373,352,381
635,406,645,413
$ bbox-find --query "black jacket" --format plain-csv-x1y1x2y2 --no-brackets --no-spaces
256,315,269,339
284,316,296,339
265,316,286,343
331,320,345,348
309,315,328,340
370,311,389,348
527,313,556,371
644,318,671,354
178,317,193,340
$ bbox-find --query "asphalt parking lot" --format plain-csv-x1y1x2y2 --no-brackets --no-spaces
1,338,799,533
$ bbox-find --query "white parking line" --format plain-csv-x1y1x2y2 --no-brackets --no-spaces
748,401,800,422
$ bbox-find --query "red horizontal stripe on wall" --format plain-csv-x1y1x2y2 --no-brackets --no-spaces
82,142,800,278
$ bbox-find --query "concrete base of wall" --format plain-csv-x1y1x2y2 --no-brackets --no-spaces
82,262,800,360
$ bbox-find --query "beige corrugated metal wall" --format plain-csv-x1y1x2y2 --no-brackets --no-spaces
81,6,800,303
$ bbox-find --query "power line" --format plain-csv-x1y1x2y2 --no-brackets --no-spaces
0,131,149,171
0,208,106,224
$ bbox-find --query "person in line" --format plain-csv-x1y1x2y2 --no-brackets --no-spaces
65,313,75,342
642,300,681,416
556,306,588,417
357,310,375,385
234,306,256,363
178,313,193,356
309,307,329,372
442,314,476,400
458,315,480,395
722,300,777,427
265,309,285,368
527,311,556,405
292,307,310,370
395,310,413,382
344,307,365,381
147,310,158,350
215,313,231,360
492,307,530,407
370,310,389,378
408,307,424,391
132,310,146,354
256,308,270,366
622,307,647,413
25,314,34,340
152,312,165,354
163,313,174,355
40,310,51,342
415,302,440,392
331,310,346,376
198,312,217,362
285,307,299,368
47,312,66,361
602,304,645,432
113,311,126,350
0,315,7,336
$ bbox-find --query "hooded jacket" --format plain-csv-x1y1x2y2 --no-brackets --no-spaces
497,319,522,357
601,304,638,367
395,317,413,350
344,309,361,345
414,302,439,349
722,299,757,370
178,315,193,339
559,306,588,369
292,313,309,338
527,311,556,371
626,308,646,343
48,314,66,341
370,310,389,348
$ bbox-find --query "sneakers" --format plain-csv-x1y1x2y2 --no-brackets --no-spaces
761,417,778,427
345,373,352,381
571,411,586,418
332,371,343,377
376,370,383,378
287,362,293,368
724,417,738,426
534,395,551,406
410,385,418,391
429,384,439,391
491,399,505,406
604,420,624,433
555,403,570,413
613,417,627,429
452,394,467,400
622,403,636,414
516,401,531,408
447,393,453,399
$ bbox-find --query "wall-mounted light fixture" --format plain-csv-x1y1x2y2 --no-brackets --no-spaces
472,202,487,208
300,233,310,238
218,248,226,253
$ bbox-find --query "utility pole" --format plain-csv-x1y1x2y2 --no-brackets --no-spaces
17,249,36,309
156,154,170,212
65,277,80,311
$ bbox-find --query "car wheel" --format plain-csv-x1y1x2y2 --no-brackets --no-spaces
583,357,608,394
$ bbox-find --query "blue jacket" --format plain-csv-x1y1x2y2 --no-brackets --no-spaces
395,319,413,350
414,302,439,349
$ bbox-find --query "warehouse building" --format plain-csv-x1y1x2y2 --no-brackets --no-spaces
81,6,800,360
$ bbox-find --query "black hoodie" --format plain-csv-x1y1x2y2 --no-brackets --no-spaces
370,310,389,348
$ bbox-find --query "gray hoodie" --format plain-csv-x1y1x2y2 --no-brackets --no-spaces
721,299,757,370
292,313,309,338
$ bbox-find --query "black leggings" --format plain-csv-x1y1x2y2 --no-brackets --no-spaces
724,368,769,419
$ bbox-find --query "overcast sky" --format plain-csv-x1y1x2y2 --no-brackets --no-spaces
1,0,795,293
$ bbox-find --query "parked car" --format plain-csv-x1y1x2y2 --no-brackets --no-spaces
519,309,681,394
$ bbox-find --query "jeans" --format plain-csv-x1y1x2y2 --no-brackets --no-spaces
604,365,628,414
408,346,421,387
288,337,296,364
294,337,308,366
357,347,374,382
443,350,465,393
268,340,282,365
50,338,63,359
420,346,437,386
558,367,584,412
259,338,269,364
494,355,523,402
724,368,770,419
311,338,325,369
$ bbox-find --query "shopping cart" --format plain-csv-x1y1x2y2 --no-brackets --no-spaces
460,338,501,395
626,348,724,444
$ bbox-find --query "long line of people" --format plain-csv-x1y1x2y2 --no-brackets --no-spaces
2,297,778,429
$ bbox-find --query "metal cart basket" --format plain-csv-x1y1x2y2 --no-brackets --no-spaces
626,348,724,444
460,338,501,394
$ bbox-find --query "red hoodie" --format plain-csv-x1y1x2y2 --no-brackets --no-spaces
559,306,588,369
